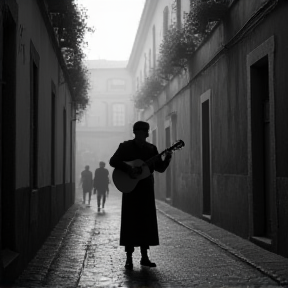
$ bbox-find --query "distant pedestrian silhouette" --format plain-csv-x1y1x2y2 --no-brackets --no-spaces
80,165,93,206
109,121,172,270
93,161,109,212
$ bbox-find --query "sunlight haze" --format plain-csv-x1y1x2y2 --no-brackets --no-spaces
76,0,145,61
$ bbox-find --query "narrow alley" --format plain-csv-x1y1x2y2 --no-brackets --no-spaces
13,187,288,288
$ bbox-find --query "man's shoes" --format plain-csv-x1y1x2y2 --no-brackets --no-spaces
125,257,133,270
140,257,156,267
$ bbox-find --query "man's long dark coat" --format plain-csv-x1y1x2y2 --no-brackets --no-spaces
94,167,109,193
109,139,170,247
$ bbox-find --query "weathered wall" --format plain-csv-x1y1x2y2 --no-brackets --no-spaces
142,0,288,257
15,0,74,188
1,0,76,280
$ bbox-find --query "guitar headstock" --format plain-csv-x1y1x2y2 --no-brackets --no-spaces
165,139,185,154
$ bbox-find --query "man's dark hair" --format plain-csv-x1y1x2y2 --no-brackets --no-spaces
133,121,149,133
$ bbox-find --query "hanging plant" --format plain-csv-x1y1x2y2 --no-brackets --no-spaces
46,0,94,118
186,0,230,34
134,72,164,109
157,27,195,81
134,0,231,109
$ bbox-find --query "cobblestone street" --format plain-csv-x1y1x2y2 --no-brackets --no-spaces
13,187,288,288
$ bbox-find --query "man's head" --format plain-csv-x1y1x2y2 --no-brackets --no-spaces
99,161,105,168
133,121,149,139
85,165,89,170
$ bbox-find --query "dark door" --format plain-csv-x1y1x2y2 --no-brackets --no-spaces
165,126,171,200
251,56,272,238
1,9,17,251
63,109,67,209
202,100,211,216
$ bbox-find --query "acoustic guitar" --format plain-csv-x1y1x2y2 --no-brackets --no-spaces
112,140,185,193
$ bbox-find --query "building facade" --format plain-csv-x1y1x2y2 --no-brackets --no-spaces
76,60,134,181
0,0,76,281
128,0,288,258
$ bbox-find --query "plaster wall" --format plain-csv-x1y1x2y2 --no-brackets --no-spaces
1,0,76,280
139,0,288,256
15,0,73,188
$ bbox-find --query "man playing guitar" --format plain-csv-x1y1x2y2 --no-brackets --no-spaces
109,121,172,270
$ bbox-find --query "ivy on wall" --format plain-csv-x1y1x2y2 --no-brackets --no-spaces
134,0,230,109
46,0,94,118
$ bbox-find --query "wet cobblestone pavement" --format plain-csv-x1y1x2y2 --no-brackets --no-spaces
12,187,288,288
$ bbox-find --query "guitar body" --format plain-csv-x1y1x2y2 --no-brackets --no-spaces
112,159,151,193
112,140,185,193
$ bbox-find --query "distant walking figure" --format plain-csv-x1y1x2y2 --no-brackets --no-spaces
80,165,93,206
109,121,172,270
93,161,109,211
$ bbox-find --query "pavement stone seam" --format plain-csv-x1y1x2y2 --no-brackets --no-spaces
75,220,96,287
42,204,82,284
15,203,82,287
156,205,288,288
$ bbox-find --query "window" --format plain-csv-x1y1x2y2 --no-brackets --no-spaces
152,25,156,68
136,77,139,91
149,49,151,71
112,104,125,126
176,0,181,29
144,53,147,79
163,6,169,37
107,78,126,91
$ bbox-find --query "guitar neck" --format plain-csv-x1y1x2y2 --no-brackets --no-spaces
143,140,184,168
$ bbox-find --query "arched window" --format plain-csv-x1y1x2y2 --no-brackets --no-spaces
163,6,169,37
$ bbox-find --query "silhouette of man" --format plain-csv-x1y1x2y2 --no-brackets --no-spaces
109,121,172,269
80,165,93,206
93,161,109,211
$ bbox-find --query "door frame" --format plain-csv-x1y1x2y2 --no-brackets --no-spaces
200,89,212,220
247,35,277,250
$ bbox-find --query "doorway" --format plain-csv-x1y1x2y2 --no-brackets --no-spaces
165,126,171,201
201,90,212,218
250,56,272,240
1,8,17,252
247,36,276,249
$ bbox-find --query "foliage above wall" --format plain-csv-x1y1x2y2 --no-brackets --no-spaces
134,71,164,109
46,0,94,118
134,0,230,109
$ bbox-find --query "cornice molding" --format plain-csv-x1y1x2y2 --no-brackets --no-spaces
127,0,158,73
